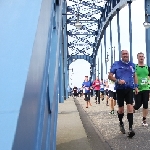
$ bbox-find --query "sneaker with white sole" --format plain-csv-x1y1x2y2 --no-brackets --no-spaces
142,120,148,127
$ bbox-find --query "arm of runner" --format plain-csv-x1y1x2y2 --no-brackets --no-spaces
108,62,117,82
108,72,116,82
133,73,138,84
133,72,138,94
92,81,95,87
108,62,125,84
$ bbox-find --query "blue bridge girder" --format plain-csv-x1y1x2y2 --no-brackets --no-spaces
96,0,135,60
0,0,150,150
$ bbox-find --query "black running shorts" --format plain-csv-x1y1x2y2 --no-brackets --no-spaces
116,88,133,107
84,93,90,101
108,90,116,100
134,90,149,109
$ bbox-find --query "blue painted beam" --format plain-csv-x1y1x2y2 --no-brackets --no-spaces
92,57,96,81
117,9,121,59
145,0,150,65
12,0,63,149
58,2,64,103
0,0,64,149
110,20,113,66
128,1,133,61
63,1,68,100
98,58,100,79
59,49,64,103
96,0,135,51
0,1,44,149
104,30,107,74
68,55,92,66
100,44,103,80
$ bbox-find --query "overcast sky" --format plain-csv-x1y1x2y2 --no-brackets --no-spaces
68,0,146,88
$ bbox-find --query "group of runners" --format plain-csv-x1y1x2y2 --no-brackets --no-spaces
81,50,150,138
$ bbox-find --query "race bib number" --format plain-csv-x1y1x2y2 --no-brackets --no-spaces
96,83,99,85
141,78,148,85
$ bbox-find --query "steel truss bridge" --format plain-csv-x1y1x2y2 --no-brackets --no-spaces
0,0,150,150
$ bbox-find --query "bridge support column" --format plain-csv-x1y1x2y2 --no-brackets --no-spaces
59,46,64,103
110,20,113,66
98,58,100,79
92,57,96,81
145,0,150,65
100,44,103,80
104,30,107,74
128,1,133,61
117,9,121,60
0,0,62,149
62,0,68,100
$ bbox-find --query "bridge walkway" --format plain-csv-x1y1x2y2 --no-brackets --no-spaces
57,96,150,150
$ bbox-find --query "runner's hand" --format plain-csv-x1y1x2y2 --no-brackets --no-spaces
135,87,138,95
118,80,126,84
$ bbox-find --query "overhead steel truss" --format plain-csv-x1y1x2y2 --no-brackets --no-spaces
66,0,107,80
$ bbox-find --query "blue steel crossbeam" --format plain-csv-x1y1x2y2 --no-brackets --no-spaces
67,54,93,68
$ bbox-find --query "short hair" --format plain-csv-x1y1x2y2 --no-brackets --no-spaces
121,50,128,53
137,52,144,57
85,76,88,78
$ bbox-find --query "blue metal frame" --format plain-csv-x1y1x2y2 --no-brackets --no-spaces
98,58,100,79
96,0,134,51
117,9,121,59
100,43,103,80
62,1,68,100
104,30,107,74
110,20,113,66
128,1,133,61
66,0,102,79
68,55,93,66
12,0,65,150
145,0,150,65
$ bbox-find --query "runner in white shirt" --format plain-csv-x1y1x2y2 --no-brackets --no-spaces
108,79,117,114
104,80,109,106
100,79,105,101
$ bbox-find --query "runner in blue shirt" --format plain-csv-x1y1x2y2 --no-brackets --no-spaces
82,76,92,108
108,50,138,138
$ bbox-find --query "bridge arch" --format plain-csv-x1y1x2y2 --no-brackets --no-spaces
67,55,93,67
97,0,135,45
96,0,135,55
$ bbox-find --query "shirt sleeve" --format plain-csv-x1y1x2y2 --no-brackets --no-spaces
110,61,117,74
92,81,95,86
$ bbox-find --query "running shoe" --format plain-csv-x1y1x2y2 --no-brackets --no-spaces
109,110,114,114
128,129,135,138
142,120,148,127
119,123,125,134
